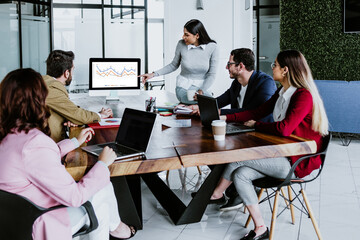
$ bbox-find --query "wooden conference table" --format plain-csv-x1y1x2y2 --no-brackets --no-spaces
64,91,317,229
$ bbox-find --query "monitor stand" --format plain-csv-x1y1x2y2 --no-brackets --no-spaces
106,90,121,104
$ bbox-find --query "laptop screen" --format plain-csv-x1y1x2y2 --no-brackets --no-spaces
115,108,156,152
197,95,221,127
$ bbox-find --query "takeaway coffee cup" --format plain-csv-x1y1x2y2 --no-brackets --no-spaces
187,89,196,101
211,120,226,141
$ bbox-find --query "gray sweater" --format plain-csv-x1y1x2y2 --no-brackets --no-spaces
154,40,219,91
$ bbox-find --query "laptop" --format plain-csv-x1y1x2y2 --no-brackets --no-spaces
82,108,156,161
197,95,255,134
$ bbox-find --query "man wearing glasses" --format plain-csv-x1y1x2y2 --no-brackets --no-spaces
217,48,276,118
191,48,276,211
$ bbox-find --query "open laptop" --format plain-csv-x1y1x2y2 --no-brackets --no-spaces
197,95,255,134
82,108,156,161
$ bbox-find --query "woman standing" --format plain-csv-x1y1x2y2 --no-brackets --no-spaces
140,19,219,104
0,68,136,240
210,50,329,240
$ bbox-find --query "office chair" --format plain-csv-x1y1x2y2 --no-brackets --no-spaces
147,79,165,90
0,189,98,240
245,133,331,240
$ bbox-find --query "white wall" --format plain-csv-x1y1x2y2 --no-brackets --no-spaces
163,0,253,97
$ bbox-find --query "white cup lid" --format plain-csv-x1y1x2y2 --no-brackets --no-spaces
211,119,226,126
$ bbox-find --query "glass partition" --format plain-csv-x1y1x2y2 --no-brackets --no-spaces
53,8,102,91
104,8,145,74
253,0,280,75
0,1,51,80
0,3,20,80
53,1,147,92
21,2,50,75
53,0,101,4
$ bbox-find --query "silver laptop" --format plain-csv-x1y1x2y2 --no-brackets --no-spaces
82,108,156,161
197,95,255,134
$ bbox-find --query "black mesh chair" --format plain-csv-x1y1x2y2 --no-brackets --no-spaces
0,189,98,240
244,133,331,240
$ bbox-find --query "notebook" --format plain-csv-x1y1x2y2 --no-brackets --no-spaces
197,95,255,134
82,108,156,161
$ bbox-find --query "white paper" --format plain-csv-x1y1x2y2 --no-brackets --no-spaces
162,119,192,128
99,118,122,126
173,106,193,115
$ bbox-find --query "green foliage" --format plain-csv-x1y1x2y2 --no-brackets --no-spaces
280,0,360,81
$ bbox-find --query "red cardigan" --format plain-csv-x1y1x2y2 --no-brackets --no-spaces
226,88,323,178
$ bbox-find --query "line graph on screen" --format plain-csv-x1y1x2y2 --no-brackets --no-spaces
95,65,136,78
92,61,138,88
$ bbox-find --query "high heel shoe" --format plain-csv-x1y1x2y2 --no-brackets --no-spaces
240,227,269,240
111,225,137,240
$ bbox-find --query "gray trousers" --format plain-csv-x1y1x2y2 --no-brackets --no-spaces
175,86,212,104
222,157,294,205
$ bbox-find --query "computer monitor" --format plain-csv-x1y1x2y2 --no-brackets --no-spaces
89,58,141,101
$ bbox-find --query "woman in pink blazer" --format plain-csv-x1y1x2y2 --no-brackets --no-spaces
0,69,136,240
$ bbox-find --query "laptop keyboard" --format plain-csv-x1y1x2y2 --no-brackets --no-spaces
226,124,241,133
226,124,254,134
107,143,136,156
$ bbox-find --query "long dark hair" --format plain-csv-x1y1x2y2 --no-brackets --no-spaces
184,19,216,45
0,68,51,143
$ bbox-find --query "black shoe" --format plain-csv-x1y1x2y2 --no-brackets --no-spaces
240,228,269,240
190,192,227,205
111,225,137,240
225,183,239,199
219,195,244,211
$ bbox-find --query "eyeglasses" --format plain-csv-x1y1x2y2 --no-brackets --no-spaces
227,62,236,68
270,62,277,69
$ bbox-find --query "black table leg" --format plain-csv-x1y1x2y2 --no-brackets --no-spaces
111,175,143,230
141,164,225,225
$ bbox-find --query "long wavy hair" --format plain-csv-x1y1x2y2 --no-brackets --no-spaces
0,68,50,143
277,50,329,136
184,19,216,45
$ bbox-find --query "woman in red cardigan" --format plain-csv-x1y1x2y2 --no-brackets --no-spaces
210,50,329,240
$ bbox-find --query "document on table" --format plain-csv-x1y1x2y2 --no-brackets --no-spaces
173,106,193,115
162,119,191,128
99,118,122,126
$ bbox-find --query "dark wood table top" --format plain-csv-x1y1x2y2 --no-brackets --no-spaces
65,91,317,180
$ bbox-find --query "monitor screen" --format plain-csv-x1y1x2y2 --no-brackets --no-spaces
344,0,360,33
89,58,141,90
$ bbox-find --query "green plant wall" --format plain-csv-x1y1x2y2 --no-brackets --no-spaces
280,0,360,81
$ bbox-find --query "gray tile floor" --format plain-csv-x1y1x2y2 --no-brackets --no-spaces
131,137,360,240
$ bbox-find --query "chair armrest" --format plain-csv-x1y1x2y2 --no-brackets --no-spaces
279,150,327,188
73,201,99,237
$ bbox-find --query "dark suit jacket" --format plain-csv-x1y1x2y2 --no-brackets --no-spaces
216,70,276,122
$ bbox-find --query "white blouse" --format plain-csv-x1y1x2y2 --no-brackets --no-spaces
273,86,297,122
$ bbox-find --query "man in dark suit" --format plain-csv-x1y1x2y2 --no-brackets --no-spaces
217,48,276,121
191,48,276,211
217,48,276,210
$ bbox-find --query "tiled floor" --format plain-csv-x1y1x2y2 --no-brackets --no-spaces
131,137,360,240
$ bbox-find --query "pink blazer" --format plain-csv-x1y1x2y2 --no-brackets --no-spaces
0,129,110,240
